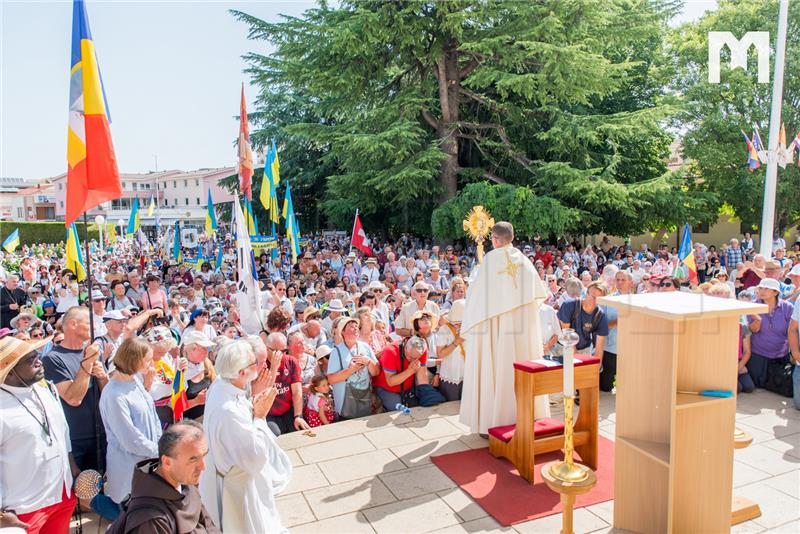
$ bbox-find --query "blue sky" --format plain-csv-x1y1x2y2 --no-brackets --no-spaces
1,1,715,182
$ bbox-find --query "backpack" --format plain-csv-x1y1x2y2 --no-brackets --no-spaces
105,495,177,534
570,299,604,348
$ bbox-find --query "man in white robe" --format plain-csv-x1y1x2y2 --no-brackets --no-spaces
459,221,550,435
200,339,292,533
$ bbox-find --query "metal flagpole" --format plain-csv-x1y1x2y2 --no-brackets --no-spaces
759,0,789,257
82,211,95,341
82,210,104,473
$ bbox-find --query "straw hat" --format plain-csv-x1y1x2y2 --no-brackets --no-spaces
303,307,321,322
0,336,52,384
336,316,360,338
411,309,438,332
9,313,41,330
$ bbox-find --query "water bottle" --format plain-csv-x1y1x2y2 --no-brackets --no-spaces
395,403,411,415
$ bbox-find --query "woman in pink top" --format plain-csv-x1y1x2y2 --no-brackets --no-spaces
140,274,168,311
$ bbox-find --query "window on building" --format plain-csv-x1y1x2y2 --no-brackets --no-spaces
132,183,138,190
185,198,189,206
740,222,758,235
184,180,188,187
43,207,55,219
173,198,177,206
58,183,63,190
195,179,199,186
60,201,64,208
111,198,132,210
692,222,710,234
17,207,24,218
196,197,200,205
122,182,127,189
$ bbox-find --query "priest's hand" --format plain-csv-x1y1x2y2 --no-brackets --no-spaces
251,366,275,397
252,387,277,419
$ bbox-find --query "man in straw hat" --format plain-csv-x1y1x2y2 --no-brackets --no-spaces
0,335,79,533
459,222,550,435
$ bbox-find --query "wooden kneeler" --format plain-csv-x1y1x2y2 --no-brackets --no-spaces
488,356,601,483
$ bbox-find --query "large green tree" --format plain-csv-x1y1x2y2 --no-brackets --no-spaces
234,0,713,236
672,0,800,235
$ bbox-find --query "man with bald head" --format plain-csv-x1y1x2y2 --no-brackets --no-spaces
262,332,310,435
459,222,550,435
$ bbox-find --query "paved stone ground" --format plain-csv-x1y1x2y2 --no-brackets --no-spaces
73,390,799,533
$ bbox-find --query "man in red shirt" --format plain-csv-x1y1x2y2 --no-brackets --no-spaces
534,244,553,269
373,336,429,411
264,332,309,435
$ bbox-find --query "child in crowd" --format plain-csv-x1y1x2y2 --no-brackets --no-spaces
304,374,336,427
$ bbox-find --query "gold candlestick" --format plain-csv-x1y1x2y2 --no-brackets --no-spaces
548,395,591,483
462,206,494,263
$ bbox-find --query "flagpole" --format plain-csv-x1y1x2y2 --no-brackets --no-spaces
350,209,359,254
82,211,96,342
760,0,789,257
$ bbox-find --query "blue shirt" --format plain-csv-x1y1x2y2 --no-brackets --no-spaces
327,341,377,415
99,376,161,503
602,301,619,354
556,300,609,351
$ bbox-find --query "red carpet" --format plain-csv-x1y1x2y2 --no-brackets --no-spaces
431,436,614,526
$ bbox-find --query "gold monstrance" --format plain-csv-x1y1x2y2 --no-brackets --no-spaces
462,206,494,263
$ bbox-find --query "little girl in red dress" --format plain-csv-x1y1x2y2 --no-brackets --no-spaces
303,375,336,427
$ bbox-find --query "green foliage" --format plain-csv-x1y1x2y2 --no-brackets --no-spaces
0,222,100,246
672,0,800,234
233,0,714,236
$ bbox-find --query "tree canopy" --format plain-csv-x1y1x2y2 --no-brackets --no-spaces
231,0,718,238
672,0,800,235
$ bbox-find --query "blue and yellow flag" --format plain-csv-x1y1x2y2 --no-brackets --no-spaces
66,224,87,281
283,181,301,263
205,190,217,236
678,223,698,286
244,197,259,236
2,228,20,253
127,196,140,234
214,243,224,273
147,193,156,217
172,221,182,263
261,142,281,224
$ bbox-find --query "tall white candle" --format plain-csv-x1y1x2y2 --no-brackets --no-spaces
563,347,574,396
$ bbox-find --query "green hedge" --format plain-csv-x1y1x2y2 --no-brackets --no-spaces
0,221,103,246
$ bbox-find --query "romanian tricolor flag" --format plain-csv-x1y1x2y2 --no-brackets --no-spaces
2,229,20,253
66,0,122,228
678,223,698,286
65,224,87,281
127,196,140,234
238,84,254,201
741,130,760,172
171,367,189,421
205,190,217,236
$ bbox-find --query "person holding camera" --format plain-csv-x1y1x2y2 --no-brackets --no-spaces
373,336,429,411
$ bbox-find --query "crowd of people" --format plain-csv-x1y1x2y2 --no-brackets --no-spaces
1,227,799,533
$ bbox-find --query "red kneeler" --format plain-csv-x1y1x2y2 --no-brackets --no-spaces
487,356,601,483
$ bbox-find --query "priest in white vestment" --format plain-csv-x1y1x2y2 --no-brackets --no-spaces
200,339,292,533
459,221,550,435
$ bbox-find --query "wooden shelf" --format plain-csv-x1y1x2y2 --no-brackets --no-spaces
675,393,734,410
618,436,670,468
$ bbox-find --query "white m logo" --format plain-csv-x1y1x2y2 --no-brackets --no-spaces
708,31,770,83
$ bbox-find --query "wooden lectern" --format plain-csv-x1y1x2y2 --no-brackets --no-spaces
598,292,766,534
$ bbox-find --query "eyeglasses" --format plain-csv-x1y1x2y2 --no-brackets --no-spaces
268,348,289,354
31,332,44,339
660,283,674,288
415,288,429,293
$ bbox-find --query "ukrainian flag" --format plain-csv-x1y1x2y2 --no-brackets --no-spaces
172,221,182,263
260,142,280,224
244,197,259,236
147,193,156,217
678,223,698,286
127,196,140,234
205,190,217,236
65,224,87,281
2,228,20,253
283,181,301,263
